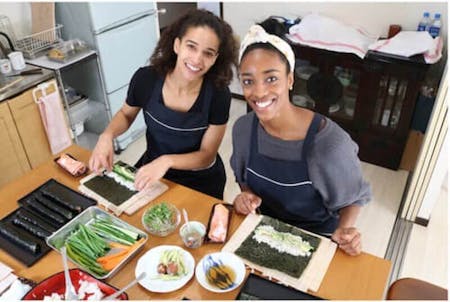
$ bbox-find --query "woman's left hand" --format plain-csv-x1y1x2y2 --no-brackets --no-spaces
134,156,172,191
331,227,362,256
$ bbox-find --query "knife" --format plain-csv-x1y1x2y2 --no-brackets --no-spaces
5,68,43,77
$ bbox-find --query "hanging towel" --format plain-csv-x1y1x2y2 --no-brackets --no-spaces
287,13,378,59
368,31,443,64
36,88,72,154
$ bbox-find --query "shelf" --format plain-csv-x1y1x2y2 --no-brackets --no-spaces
67,98,105,126
25,50,97,71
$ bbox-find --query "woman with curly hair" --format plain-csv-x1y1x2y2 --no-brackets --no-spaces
90,9,238,199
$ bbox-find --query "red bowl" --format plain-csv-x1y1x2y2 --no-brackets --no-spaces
22,268,128,300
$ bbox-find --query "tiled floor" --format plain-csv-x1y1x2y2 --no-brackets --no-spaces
115,98,447,289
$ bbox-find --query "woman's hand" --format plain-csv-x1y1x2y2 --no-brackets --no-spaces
134,155,173,191
331,227,362,256
233,192,262,215
89,133,114,174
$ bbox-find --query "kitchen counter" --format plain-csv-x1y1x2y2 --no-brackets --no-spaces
0,64,54,102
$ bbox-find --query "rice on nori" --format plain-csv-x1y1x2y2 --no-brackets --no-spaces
235,216,321,278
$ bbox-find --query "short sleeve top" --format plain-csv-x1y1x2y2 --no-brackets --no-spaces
126,67,231,125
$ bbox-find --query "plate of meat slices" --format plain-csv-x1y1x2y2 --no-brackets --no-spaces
135,245,195,293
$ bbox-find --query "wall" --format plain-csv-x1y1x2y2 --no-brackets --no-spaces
2,2,447,44
0,2,30,37
223,2,447,39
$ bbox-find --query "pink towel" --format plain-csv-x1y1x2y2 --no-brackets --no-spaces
37,91,72,154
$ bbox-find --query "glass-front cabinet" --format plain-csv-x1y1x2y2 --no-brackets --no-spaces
331,66,360,121
372,75,408,130
290,45,428,170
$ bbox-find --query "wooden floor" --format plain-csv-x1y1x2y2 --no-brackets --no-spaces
116,99,448,290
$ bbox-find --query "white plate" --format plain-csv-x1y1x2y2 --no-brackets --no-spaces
135,245,195,293
195,252,246,293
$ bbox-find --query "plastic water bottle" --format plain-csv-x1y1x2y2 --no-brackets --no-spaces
417,12,431,31
428,13,441,38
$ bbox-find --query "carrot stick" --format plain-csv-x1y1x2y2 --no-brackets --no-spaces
100,257,124,271
109,241,131,250
97,237,145,270
97,250,128,263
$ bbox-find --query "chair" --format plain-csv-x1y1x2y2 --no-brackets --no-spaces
387,277,448,300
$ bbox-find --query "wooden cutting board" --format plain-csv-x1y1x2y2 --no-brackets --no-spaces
31,2,55,34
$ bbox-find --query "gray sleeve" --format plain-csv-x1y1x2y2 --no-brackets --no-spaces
230,113,254,185
308,119,372,212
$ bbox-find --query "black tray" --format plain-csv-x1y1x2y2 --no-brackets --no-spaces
0,208,52,267
204,203,233,243
236,274,323,300
0,179,96,267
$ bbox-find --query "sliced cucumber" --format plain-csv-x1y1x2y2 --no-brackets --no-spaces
112,161,136,182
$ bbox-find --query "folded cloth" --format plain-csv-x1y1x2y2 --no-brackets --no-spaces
0,279,30,300
0,274,17,295
0,262,15,295
287,13,378,58
424,36,443,64
0,263,12,281
368,31,443,63
36,90,72,155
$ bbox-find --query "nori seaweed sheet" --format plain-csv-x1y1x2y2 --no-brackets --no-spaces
83,175,136,206
235,216,321,279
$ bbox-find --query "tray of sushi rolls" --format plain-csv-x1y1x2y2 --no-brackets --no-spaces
0,179,96,266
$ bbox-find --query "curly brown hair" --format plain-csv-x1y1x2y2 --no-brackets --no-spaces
150,9,237,88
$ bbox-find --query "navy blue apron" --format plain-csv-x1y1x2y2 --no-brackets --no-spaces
246,113,338,235
135,76,226,199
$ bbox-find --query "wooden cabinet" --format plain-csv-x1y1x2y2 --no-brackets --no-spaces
291,45,429,170
0,80,56,186
0,101,31,185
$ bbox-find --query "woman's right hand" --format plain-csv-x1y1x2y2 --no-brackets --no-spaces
89,133,114,174
233,191,262,215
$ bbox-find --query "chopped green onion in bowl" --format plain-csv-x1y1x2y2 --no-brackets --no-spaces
142,202,180,237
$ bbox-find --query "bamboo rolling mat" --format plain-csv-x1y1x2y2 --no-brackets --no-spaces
222,214,337,293
79,173,168,216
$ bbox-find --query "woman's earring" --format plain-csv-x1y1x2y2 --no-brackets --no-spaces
289,86,293,90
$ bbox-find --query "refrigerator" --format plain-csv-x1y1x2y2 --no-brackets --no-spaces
55,2,160,150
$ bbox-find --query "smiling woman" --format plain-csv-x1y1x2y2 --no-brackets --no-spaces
230,19,371,257
89,9,238,200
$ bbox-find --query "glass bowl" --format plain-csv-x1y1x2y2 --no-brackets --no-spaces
142,202,180,237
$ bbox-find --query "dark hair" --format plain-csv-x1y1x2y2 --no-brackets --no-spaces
150,9,237,88
240,17,293,74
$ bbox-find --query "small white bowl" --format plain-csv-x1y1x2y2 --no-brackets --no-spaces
195,252,246,293
179,221,206,249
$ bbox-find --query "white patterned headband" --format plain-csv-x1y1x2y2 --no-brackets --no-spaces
239,25,295,72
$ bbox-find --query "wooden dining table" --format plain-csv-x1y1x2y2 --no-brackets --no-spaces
0,144,392,300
